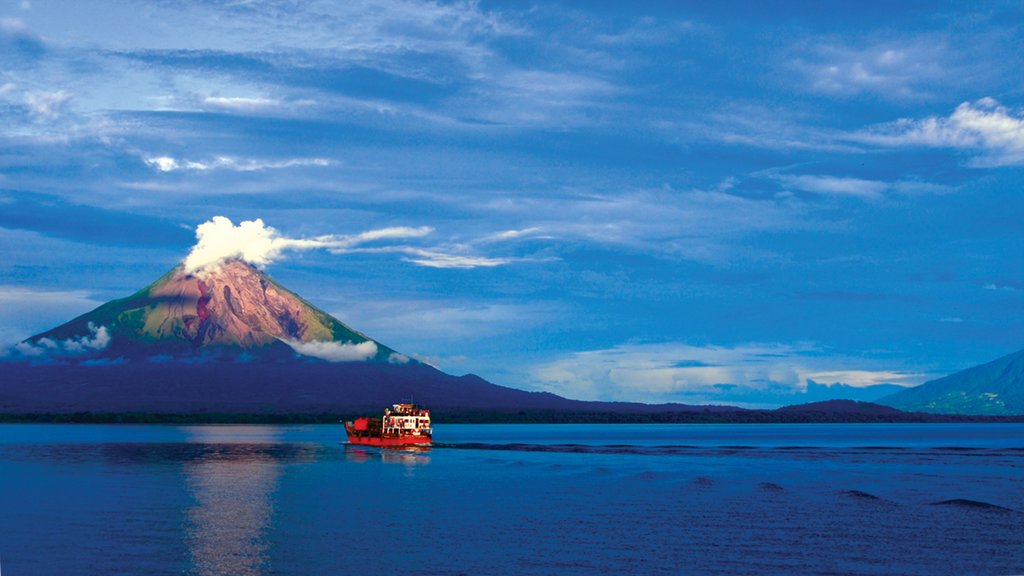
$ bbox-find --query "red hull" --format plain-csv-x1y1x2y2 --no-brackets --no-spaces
345,422,432,447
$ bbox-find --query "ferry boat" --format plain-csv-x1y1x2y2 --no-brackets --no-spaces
344,403,432,447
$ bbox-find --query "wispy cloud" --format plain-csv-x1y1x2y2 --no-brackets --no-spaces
203,95,280,109
851,98,1024,167
183,216,515,273
24,90,71,119
144,155,333,173
771,173,952,200
775,174,888,200
791,39,949,99
531,341,927,404
183,216,433,273
469,186,817,265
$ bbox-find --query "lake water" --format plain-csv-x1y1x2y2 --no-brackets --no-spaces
1,423,1022,575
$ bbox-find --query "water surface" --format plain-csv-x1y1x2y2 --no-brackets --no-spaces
1,423,1022,575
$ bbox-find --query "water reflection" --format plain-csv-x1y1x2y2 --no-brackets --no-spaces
181,426,311,576
344,445,432,468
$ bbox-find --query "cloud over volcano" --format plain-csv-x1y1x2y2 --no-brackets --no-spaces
183,216,433,274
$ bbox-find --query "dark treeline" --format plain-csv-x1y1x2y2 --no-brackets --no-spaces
2,408,1022,424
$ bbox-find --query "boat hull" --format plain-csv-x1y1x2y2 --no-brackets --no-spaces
345,421,432,447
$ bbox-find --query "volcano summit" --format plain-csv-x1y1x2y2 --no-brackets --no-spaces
1,260,578,415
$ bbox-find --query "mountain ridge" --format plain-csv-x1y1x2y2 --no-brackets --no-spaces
879,347,1024,415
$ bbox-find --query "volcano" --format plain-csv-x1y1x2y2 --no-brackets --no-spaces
1,260,593,415
878,347,1024,415
25,260,398,362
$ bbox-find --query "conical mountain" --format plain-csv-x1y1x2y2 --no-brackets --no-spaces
27,260,400,362
879,347,1024,415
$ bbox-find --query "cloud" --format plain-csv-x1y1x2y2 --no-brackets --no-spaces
203,96,281,109
775,174,887,200
182,216,507,273
388,352,410,364
0,285,105,348
469,186,817,265
479,227,546,243
13,322,110,357
144,155,333,172
800,370,919,388
771,174,952,200
792,40,947,99
531,342,927,404
852,98,1024,167
184,217,306,273
397,248,509,269
25,90,71,119
284,339,378,362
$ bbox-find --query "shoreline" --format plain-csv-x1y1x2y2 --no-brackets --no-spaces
2,410,1023,425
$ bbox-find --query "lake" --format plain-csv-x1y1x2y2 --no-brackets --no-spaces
1,423,1022,575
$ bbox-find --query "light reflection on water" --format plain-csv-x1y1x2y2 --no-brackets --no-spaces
182,427,286,576
180,429,429,575
345,445,432,466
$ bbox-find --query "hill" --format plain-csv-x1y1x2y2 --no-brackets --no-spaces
879,348,1024,415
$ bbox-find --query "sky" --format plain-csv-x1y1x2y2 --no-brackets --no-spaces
1,0,1022,407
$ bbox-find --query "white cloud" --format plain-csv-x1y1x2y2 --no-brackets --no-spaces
285,339,378,362
531,342,927,404
182,216,504,274
853,98,1024,167
203,96,280,109
793,40,947,99
399,248,509,269
801,370,918,388
144,155,333,173
184,217,304,273
771,174,952,200
14,322,110,357
25,90,72,119
776,174,887,200
480,227,544,243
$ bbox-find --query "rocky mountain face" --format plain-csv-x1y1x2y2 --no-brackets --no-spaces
879,347,1024,415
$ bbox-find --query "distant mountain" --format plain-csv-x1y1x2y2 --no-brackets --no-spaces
879,348,1024,415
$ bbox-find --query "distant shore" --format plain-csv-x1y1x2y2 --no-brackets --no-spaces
2,409,1022,425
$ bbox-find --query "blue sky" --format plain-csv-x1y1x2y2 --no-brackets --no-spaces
1,0,1022,406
